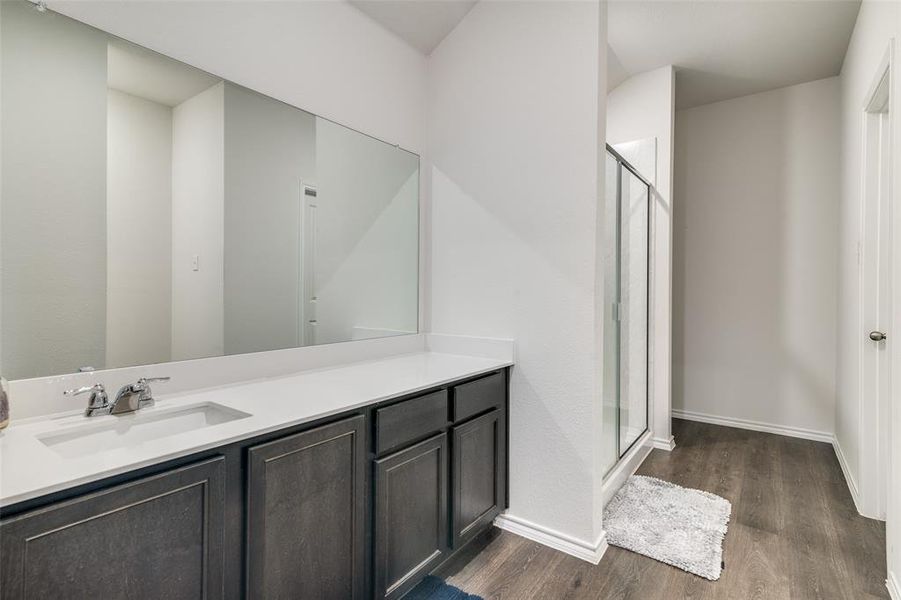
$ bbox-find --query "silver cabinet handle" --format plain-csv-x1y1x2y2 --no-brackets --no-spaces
870,331,887,342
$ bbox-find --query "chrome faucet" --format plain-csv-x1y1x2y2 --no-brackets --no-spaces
111,377,170,415
65,377,170,417
64,383,111,417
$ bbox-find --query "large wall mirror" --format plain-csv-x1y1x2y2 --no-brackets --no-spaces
0,1,420,380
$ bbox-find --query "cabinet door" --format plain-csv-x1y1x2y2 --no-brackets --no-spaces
0,457,226,600
452,409,505,548
374,433,448,600
246,415,365,600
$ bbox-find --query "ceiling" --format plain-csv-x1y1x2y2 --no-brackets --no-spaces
609,0,861,109
352,0,861,111
349,0,476,55
108,38,221,107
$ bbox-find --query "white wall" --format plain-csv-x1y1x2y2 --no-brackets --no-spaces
47,0,427,154
673,77,840,437
315,118,420,345
223,83,316,355
835,0,901,588
428,0,608,553
1,0,108,380
106,89,172,368
606,65,676,449
608,66,675,182
171,83,225,361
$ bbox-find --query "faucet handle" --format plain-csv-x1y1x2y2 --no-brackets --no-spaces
64,383,105,397
136,376,170,387
134,376,170,409
65,383,110,416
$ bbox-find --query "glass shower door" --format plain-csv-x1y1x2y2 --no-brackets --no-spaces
601,152,621,475
602,147,650,476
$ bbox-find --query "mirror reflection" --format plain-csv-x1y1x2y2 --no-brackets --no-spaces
0,1,420,380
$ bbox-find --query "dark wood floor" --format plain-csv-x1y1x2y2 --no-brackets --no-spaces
441,419,888,599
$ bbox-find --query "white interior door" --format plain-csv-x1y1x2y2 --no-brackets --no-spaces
301,183,318,346
859,56,892,520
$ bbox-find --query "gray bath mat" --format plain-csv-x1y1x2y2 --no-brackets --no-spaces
603,475,731,580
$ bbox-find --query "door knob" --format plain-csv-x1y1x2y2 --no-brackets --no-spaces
870,331,887,342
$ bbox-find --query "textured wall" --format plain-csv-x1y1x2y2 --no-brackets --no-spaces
428,0,608,548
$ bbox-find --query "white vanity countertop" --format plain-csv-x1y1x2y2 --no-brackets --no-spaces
0,351,512,508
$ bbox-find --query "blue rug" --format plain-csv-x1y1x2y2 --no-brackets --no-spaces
405,576,484,600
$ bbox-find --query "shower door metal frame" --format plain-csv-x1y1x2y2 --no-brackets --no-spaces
606,144,652,460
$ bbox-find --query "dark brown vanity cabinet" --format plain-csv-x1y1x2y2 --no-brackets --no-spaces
246,415,366,600
0,368,509,600
372,370,508,599
0,457,226,600
452,408,506,548
374,434,449,600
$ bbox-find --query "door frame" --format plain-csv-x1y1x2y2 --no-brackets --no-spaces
858,41,894,520
604,145,652,462
887,28,901,594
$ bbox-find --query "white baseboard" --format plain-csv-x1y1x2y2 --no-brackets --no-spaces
672,409,833,444
652,435,675,451
494,513,608,564
887,571,901,600
832,437,862,515
496,429,654,564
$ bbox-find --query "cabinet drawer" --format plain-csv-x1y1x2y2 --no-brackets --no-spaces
376,390,448,455
452,371,505,423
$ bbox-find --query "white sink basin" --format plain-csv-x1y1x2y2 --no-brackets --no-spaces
38,402,252,459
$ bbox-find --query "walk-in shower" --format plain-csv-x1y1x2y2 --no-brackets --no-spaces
602,144,651,476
